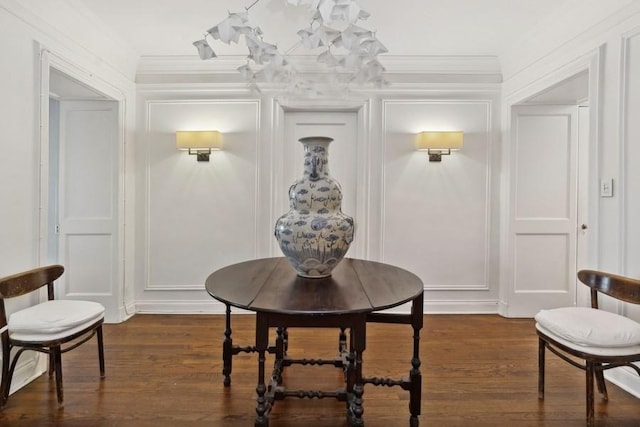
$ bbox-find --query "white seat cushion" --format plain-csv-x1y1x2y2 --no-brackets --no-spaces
535,307,640,348
8,300,104,342
536,323,640,357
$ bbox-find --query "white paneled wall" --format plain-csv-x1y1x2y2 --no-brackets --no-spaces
622,29,640,296
134,92,501,313
382,100,493,292
136,99,261,310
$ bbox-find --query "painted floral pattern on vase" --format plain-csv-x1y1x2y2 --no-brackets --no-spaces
275,136,354,278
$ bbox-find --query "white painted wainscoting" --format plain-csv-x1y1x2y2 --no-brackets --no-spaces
608,25,640,399
133,90,501,314
380,99,500,313
135,98,262,313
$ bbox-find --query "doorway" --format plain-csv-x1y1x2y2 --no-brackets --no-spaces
505,70,593,317
41,54,123,323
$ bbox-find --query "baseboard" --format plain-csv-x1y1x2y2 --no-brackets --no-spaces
133,298,500,315
424,299,500,314
135,300,250,314
7,352,46,395
605,365,640,399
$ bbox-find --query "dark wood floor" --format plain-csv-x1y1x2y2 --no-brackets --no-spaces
1,314,638,426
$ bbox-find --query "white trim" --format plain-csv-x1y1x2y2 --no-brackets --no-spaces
136,55,501,77
605,366,640,399
424,299,499,315
499,47,603,316
133,297,500,315
38,48,129,324
7,353,45,396
271,98,372,260
143,98,261,291
135,300,239,314
619,27,640,282
379,98,495,291
135,82,503,96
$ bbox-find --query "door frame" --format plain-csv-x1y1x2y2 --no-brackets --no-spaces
499,46,603,316
271,98,373,260
38,47,126,322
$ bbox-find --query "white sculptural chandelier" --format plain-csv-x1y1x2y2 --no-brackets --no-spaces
193,0,388,96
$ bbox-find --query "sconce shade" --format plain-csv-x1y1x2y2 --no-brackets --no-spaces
416,131,464,151
176,131,223,150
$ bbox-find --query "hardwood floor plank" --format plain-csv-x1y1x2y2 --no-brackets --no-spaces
0,314,638,426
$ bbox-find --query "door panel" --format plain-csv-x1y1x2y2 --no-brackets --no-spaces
282,111,359,255
57,100,118,308
509,105,578,316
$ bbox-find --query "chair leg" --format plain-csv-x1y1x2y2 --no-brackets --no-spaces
538,338,545,400
595,363,608,401
0,338,11,407
586,362,595,427
53,346,64,404
48,351,54,378
97,325,105,378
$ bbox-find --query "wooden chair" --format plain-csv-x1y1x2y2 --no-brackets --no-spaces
0,265,105,407
535,269,640,426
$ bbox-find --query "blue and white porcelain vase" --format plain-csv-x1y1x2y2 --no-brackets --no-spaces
275,136,354,278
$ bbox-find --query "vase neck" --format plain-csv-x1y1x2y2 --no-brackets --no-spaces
301,139,331,181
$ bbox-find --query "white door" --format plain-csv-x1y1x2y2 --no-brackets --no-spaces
56,100,119,319
282,111,360,256
576,105,591,307
507,105,579,316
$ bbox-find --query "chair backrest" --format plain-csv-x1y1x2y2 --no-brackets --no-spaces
577,269,640,309
0,265,64,299
0,265,64,329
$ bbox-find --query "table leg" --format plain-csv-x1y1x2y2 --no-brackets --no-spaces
339,327,347,353
274,327,285,385
349,320,366,427
255,313,269,427
283,327,289,354
345,328,355,393
409,294,424,427
223,304,233,386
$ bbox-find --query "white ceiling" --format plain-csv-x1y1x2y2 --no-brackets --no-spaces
76,0,579,58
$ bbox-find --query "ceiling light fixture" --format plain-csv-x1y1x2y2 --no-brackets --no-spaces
193,0,388,97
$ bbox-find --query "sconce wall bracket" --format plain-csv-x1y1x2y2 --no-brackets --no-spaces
188,148,212,162
428,148,453,162
429,152,442,162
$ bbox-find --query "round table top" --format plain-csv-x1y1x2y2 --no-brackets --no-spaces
205,257,423,315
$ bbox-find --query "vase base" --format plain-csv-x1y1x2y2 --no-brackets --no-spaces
296,272,332,279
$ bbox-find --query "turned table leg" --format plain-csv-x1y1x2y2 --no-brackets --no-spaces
255,313,269,427
409,294,423,427
349,319,366,427
222,304,233,386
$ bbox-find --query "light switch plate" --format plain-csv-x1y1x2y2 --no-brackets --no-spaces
600,178,613,197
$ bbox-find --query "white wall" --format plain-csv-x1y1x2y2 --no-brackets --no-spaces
134,74,501,313
3,0,640,398
500,0,640,397
0,0,137,394
134,96,263,312
380,98,500,312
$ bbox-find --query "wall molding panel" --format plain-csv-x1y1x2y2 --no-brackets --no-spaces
380,98,496,294
620,27,640,281
142,99,261,292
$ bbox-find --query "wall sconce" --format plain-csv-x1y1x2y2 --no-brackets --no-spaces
176,131,222,162
416,131,464,162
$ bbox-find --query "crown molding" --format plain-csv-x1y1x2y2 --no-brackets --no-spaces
136,54,502,78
